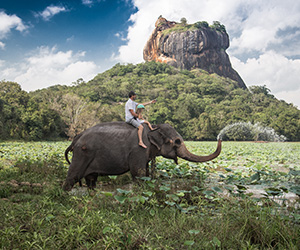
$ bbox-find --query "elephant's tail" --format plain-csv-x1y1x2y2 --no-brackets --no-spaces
64,133,83,164
65,144,73,164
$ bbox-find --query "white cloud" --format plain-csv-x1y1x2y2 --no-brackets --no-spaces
117,0,300,63
1,46,99,91
36,5,68,21
82,0,94,7
0,41,5,50
275,90,300,109
229,1,300,56
231,27,275,54
66,35,75,42
231,51,300,107
115,32,127,41
116,0,246,63
82,0,104,7
0,11,27,38
0,11,28,48
231,51,300,92
115,0,300,107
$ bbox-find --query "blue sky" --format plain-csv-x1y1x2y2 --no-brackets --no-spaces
0,0,135,84
1,0,300,108
1,1,133,58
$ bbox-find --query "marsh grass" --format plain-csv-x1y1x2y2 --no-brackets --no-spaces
0,141,299,249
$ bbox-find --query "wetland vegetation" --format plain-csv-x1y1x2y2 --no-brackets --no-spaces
0,141,299,249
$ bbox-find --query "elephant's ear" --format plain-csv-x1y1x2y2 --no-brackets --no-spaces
148,129,163,150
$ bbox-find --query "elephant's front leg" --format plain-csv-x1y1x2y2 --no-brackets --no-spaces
146,162,149,177
150,158,156,179
129,158,147,179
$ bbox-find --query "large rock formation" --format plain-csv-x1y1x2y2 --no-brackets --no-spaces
143,17,247,89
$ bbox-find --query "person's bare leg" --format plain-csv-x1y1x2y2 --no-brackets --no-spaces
145,121,153,130
138,125,147,148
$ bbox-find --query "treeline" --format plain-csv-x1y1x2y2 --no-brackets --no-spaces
0,81,65,140
1,61,300,141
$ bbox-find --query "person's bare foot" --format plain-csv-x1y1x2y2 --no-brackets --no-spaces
139,142,147,148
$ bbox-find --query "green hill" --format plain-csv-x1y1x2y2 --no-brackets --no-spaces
1,61,299,141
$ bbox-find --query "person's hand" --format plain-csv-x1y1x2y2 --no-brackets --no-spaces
151,99,157,104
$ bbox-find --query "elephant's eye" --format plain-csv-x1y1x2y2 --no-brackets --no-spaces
175,139,181,145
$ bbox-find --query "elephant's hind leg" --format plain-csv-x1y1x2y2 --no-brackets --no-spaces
85,173,98,189
63,147,95,191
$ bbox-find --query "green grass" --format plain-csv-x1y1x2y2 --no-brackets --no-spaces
0,141,299,249
161,23,198,36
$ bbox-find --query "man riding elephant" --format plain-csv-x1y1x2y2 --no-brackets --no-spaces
63,122,222,191
125,91,156,148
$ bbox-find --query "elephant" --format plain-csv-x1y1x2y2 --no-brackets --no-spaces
78,173,98,189
63,122,221,191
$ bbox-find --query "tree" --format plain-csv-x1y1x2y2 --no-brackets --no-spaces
1,61,299,141
180,17,187,26
210,21,226,32
195,21,209,28
0,81,28,139
250,85,272,96
0,80,29,107
49,93,100,139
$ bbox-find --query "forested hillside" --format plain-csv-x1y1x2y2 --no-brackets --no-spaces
1,61,299,141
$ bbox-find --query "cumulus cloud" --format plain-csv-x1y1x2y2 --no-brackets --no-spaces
117,0,300,63
275,90,300,109
0,11,28,48
0,11,27,37
115,0,300,107
35,5,68,21
231,51,300,92
116,0,247,63
229,1,300,56
1,46,99,91
231,51,300,106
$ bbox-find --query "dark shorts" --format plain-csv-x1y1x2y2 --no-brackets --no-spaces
126,118,142,128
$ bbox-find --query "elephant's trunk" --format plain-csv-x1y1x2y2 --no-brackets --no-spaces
176,140,222,163
62,179,74,191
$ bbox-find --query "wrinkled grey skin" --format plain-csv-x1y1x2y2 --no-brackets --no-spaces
63,122,221,191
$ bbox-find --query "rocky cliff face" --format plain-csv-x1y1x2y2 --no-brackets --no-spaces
143,17,247,89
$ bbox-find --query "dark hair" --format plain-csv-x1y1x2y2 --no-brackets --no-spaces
136,108,142,114
128,91,136,98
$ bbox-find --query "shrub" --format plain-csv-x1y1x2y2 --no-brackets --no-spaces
210,21,226,32
194,21,209,29
180,17,187,26
217,122,287,142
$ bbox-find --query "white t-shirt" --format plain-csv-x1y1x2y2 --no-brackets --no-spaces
125,98,138,122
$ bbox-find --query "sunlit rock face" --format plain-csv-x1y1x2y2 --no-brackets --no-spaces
144,17,247,89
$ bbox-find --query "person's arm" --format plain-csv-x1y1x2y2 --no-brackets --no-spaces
128,101,138,118
141,99,156,106
129,109,138,118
